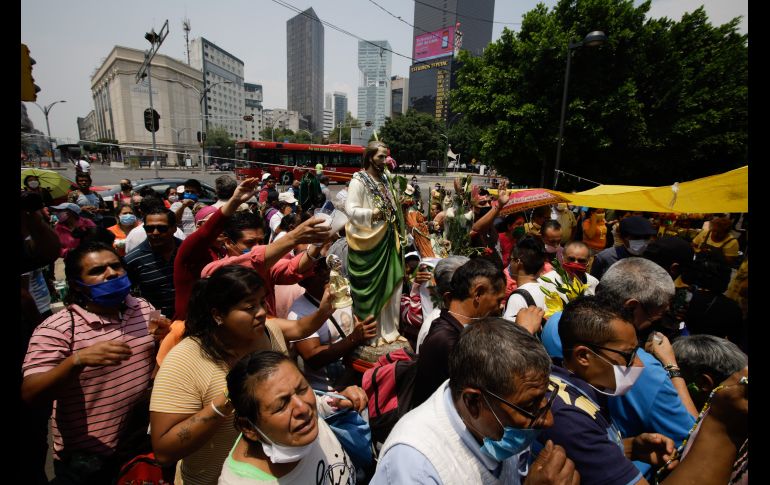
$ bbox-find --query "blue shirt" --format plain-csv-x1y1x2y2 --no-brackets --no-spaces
539,366,643,485
371,384,528,484
608,349,696,478
540,314,696,479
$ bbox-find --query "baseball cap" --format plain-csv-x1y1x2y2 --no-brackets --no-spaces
50,202,81,215
176,185,185,194
405,251,421,261
404,184,415,196
262,173,274,182
194,205,218,224
279,191,297,204
619,215,657,237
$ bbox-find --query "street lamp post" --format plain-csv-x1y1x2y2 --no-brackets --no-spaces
549,30,607,188
200,80,233,170
271,113,288,142
33,100,66,166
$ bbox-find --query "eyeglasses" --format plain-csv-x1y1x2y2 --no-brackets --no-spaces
564,255,589,264
484,381,558,429
144,225,170,234
581,342,639,368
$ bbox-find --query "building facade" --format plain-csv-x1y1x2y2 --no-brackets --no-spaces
333,91,348,128
190,37,246,140
244,83,263,140
91,46,203,165
77,110,98,141
390,76,409,118
357,40,392,131
287,7,324,133
263,108,303,136
408,0,494,122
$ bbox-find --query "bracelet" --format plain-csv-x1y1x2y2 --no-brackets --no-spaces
72,351,82,367
663,364,680,371
306,249,322,260
210,400,231,418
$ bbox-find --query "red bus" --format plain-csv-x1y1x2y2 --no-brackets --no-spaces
234,141,365,184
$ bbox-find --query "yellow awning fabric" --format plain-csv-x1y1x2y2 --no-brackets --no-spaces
491,166,747,213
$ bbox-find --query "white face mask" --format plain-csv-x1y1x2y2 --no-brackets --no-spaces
587,349,644,396
168,195,178,203
27,180,40,189
250,419,317,464
545,243,560,254
627,239,649,255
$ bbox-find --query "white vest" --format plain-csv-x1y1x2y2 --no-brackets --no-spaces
380,382,522,485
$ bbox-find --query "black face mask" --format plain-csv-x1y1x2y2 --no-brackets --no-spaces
477,206,492,218
121,184,131,191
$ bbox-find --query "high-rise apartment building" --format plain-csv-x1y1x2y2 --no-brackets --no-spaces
357,40,392,130
333,91,348,127
287,7,324,133
390,76,409,118
263,108,303,134
408,0,494,122
190,37,245,140
323,93,334,137
244,83,263,140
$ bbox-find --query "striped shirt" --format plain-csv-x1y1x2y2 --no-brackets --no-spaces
125,239,182,318
150,323,288,485
22,296,156,459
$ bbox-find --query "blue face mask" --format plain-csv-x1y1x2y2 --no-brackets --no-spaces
183,192,199,202
479,394,541,461
79,273,132,307
119,214,137,226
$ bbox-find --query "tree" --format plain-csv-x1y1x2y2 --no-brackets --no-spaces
328,112,361,144
378,109,443,165
206,127,235,161
451,0,747,188
446,118,483,167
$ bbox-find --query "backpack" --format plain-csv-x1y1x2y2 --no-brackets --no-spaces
113,452,171,485
264,207,279,242
361,348,418,445
510,288,547,335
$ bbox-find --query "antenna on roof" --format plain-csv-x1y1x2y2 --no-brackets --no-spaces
183,18,191,65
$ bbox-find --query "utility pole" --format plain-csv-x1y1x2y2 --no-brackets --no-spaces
136,20,169,178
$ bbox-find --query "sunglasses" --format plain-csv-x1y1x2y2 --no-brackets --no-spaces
564,255,589,264
581,342,639,368
144,225,170,234
484,381,559,429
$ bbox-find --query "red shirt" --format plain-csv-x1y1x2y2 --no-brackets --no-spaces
55,217,96,257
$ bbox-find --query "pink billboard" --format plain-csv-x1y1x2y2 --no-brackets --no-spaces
413,26,455,62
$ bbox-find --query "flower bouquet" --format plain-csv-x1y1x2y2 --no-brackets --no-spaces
538,259,589,318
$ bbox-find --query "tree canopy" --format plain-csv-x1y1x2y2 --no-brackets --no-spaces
451,0,747,189
378,109,444,164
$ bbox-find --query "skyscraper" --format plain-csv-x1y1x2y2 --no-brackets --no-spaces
357,40,392,130
244,83,263,140
333,91,348,128
390,75,409,118
287,7,324,133
408,0,494,122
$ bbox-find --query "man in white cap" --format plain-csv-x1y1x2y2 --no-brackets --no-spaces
258,173,278,204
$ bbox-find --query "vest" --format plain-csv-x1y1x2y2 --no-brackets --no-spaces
380,381,521,485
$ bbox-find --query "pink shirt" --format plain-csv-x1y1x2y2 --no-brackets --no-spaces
22,296,156,458
201,244,310,317
55,218,97,257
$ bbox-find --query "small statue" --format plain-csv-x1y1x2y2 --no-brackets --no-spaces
326,254,353,309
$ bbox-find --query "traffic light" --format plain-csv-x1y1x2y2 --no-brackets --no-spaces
197,131,207,142
21,44,41,102
144,108,160,132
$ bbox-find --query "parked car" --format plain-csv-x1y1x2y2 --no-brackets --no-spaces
97,178,217,206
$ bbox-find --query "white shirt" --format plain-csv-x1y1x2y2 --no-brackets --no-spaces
169,202,196,236
124,223,186,254
288,295,354,391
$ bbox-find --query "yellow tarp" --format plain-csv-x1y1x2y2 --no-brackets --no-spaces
491,166,747,213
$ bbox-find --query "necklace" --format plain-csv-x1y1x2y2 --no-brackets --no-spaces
447,310,486,321
656,375,749,481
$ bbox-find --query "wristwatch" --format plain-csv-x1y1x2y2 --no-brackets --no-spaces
667,368,683,379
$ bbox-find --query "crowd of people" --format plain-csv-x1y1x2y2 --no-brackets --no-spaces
19,141,747,484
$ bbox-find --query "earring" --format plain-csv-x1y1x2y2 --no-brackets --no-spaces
215,318,224,326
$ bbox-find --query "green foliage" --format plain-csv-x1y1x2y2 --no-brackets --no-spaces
450,0,747,188
378,109,444,164
206,127,235,158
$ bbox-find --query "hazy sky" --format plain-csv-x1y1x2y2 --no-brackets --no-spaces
21,0,747,142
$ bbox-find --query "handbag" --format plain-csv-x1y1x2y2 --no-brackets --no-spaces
316,391,374,470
